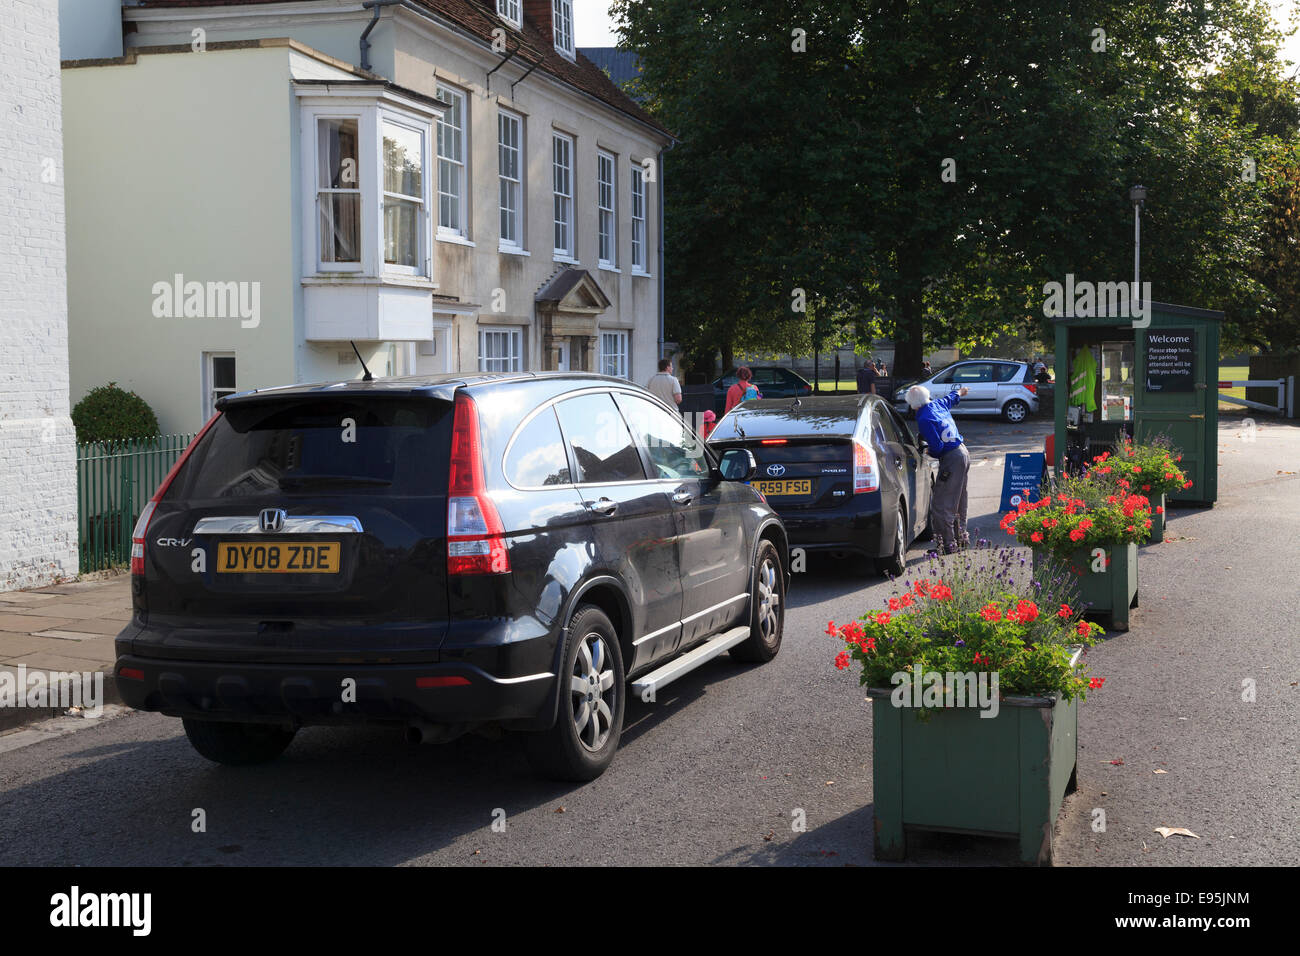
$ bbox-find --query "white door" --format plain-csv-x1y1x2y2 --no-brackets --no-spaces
556,341,569,371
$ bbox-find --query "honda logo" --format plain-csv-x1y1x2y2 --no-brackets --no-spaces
259,508,286,533
766,464,786,477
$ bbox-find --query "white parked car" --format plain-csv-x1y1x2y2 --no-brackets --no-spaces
893,360,1042,423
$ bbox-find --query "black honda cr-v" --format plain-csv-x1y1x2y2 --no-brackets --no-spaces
115,372,787,781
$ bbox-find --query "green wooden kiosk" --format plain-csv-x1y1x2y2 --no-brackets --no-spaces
1052,301,1221,507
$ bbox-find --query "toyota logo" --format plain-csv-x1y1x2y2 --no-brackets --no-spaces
766,464,786,477
259,508,286,533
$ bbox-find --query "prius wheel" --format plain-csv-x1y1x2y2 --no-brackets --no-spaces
876,503,907,577
1003,400,1029,423
183,719,296,766
525,605,625,782
732,540,784,663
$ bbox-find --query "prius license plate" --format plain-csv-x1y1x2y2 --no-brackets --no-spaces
753,479,812,497
216,541,341,574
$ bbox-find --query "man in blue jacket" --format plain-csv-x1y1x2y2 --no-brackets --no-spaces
906,384,970,554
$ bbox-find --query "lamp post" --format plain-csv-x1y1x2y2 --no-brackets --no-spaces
1129,185,1146,308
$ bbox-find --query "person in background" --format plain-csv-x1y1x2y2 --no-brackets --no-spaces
856,358,879,395
700,409,717,440
907,383,971,554
724,366,761,414
1034,357,1052,384
875,358,888,377
921,361,933,376
646,358,682,408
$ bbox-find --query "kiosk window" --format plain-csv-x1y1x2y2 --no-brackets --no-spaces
1101,342,1135,422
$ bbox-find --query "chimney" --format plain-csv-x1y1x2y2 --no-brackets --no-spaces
522,0,554,42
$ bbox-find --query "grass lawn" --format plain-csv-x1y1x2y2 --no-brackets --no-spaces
1218,366,1248,407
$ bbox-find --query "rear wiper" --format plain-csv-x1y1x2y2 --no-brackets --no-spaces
277,475,392,488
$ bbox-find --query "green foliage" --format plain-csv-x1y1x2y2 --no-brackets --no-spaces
72,382,160,444
615,0,1300,367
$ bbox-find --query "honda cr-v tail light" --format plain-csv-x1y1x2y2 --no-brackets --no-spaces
447,393,510,575
131,415,220,576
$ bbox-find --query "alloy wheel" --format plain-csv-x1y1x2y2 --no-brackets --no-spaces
569,632,616,752
755,556,781,644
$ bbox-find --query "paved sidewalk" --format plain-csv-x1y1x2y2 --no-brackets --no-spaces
0,573,130,731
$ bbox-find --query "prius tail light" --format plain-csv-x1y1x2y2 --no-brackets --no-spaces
853,440,880,494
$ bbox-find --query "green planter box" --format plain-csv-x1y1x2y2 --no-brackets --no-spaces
1032,542,1138,631
1147,493,1166,544
869,666,1079,865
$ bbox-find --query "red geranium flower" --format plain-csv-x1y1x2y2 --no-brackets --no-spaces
980,604,1002,622
1031,531,1043,543
1088,677,1105,689
887,597,901,612
825,621,838,637
930,583,953,601
1076,620,1091,637
834,651,851,670
1069,528,1085,542
875,611,891,625
1058,604,1072,618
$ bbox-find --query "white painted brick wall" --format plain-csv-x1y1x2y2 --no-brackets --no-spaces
0,0,80,589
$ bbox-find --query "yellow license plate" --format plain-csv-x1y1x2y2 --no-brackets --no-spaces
216,541,341,574
753,479,812,497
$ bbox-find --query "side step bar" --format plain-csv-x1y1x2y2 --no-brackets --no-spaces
630,625,751,698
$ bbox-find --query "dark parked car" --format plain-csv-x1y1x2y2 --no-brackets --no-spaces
115,372,788,781
707,394,933,576
712,366,813,413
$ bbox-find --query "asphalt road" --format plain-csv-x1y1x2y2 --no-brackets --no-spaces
1,412,1295,867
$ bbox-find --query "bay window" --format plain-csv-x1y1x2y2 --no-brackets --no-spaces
317,118,361,267
383,120,424,271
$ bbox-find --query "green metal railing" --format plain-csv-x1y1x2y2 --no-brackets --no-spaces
76,433,195,572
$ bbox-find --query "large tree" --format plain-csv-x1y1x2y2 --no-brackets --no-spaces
615,0,1299,374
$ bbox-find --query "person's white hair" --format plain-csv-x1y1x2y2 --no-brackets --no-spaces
905,384,931,409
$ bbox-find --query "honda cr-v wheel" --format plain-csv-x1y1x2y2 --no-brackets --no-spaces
525,605,625,782
732,539,784,663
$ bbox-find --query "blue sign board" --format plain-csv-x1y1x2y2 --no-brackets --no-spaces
999,453,1046,513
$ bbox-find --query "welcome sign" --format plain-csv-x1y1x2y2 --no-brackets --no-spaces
999,453,1046,513
1145,329,1195,392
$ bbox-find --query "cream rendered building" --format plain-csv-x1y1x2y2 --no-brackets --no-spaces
62,0,671,434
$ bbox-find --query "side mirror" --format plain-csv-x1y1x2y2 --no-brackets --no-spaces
718,448,757,482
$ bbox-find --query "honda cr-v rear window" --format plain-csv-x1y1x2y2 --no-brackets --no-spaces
174,399,451,499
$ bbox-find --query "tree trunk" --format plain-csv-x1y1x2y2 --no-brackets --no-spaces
893,287,925,380
720,343,734,376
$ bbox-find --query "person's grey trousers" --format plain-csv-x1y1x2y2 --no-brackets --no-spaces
930,443,970,553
